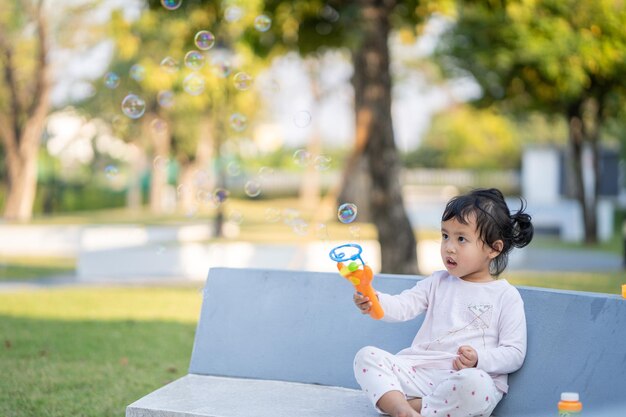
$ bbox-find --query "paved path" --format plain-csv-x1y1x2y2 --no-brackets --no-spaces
511,247,622,272
0,244,622,293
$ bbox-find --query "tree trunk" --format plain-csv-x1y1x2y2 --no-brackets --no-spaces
176,117,214,214
3,149,39,220
336,51,374,223
352,0,418,274
0,5,51,221
299,57,322,212
567,101,598,244
586,97,602,244
147,114,172,214
126,143,147,211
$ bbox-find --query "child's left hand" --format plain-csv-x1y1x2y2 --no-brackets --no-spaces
453,345,478,370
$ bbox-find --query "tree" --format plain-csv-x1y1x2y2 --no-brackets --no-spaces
438,0,626,243
414,106,521,170
257,0,454,273
84,1,266,235
0,0,108,220
0,1,51,221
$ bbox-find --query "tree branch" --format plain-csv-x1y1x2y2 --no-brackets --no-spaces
27,1,51,121
0,34,22,156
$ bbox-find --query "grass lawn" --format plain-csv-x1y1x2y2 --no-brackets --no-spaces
507,270,625,295
1,199,623,415
1,270,624,417
0,286,203,417
0,256,75,282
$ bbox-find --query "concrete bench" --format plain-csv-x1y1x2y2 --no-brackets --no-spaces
126,267,626,417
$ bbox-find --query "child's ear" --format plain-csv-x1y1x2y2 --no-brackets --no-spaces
489,240,504,259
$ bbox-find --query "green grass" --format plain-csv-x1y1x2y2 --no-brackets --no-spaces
0,256,75,282
531,233,623,255
0,286,203,417
507,271,624,295
0,270,623,417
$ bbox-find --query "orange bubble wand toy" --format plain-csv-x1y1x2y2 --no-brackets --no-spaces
329,243,384,320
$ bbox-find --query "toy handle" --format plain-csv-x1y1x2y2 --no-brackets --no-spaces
337,263,384,320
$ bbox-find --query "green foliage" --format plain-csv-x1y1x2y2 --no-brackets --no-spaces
259,0,455,56
35,183,127,214
438,0,626,118
511,112,568,146
407,106,521,169
80,1,269,167
0,2,41,115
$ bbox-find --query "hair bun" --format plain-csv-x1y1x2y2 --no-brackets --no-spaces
511,204,534,248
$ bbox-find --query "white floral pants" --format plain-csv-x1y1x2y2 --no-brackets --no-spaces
354,346,503,417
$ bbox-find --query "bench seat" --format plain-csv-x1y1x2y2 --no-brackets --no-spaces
127,267,626,417
126,374,374,417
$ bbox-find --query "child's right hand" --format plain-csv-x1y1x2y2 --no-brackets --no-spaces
353,292,372,314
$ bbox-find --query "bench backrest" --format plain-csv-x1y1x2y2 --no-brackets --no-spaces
190,267,626,416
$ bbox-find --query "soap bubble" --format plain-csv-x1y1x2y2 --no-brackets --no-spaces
292,149,311,167
150,118,168,134
211,53,232,78
157,90,175,108
244,180,261,197
314,155,331,171
103,72,120,89
153,156,168,171
129,64,146,81
183,73,205,96
258,166,274,179
161,0,182,10
184,50,205,70
160,56,178,73
111,115,126,133
264,208,281,223
291,218,309,236
282,209,301,229
233,72,253,90
195,189,210,204
338,203,357,224
224,6,243,22
226,161,241,176
320,5,340,22
254,15,272,32
213,188,229,203
104,165,118,179
121,94,146,119
176,184,188,197
293,110,312,128
349,225,361,238
194,30,215,50
229,113,247,132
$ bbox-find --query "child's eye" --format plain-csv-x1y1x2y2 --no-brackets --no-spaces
458,236,466,243
442,233,448,240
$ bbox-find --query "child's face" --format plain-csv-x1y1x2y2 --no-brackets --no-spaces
440,214,499,282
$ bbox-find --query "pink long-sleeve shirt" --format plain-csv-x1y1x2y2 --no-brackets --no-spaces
377,270,527,393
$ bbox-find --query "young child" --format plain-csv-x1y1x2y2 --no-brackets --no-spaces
353,188,533,417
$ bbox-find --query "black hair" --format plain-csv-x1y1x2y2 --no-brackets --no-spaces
441,188,534,276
